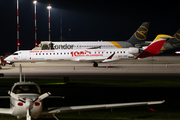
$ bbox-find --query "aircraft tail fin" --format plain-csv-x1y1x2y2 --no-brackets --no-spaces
136,39,166,59
127,22,150,46
165,29,180,47
171,29,180,42
154,29,180,51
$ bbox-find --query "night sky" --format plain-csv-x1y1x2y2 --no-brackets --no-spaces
1,0,180,55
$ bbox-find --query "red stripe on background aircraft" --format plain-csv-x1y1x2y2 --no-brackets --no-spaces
5,39,166,67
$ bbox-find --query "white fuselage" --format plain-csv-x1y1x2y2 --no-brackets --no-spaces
10,94,42,119
33,41,134,50
5,48,140,63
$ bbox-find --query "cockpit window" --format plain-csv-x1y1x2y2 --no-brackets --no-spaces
13,84,41,94
13,53,18,55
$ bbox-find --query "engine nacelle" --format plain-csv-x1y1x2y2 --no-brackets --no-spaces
128,47,140,54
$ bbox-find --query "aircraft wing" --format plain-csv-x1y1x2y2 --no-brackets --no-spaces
78,59,105,63
72,52,116,63
43,100,164,114
0,96,10,99
87,46,101,49
0,108,12,115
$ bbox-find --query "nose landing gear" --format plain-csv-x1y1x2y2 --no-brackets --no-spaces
93,62,98,67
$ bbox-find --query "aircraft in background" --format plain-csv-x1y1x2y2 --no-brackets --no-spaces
5,39,166,67
159,29,180,51
138,29,180,53
0,65,165,120
33,22,150,50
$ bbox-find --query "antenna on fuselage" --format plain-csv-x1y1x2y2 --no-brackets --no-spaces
19,64,22,82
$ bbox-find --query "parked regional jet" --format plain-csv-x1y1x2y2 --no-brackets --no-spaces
0,65,165,120
5,39,166,67
33,22,149,50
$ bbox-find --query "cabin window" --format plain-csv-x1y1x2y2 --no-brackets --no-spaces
50,53,51,55
13,84,41,94
53,53,55,55
13,53,18,55
46,53,48,55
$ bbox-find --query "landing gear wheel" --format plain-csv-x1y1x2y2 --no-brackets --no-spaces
93,62,98,67
12,64,15,67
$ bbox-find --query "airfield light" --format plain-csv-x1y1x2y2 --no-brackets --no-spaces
175,51,180,54
148,108,156,112
47,4,52,9
17,42,20,46
35,42,38,46
47,4,51,41
33,0,37,4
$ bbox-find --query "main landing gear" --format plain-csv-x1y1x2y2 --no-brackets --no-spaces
93,62,98,67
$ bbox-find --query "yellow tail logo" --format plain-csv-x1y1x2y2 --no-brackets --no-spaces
134,26,148,40
175,33,180,41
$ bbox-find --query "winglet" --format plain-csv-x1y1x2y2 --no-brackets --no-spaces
136,39,166,59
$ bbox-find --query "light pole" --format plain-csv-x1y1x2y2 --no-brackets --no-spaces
33,0,37,46
17,0,20,51
60,14,62,41
47,4,51,41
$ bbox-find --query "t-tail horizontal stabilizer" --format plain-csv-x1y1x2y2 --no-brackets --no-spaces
136,39,166,59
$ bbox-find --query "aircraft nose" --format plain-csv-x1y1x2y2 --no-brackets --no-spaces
4,57,11,63
4,56,10,61
25,99,33,110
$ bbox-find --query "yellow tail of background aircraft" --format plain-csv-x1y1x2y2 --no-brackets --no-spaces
151,29,180,52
